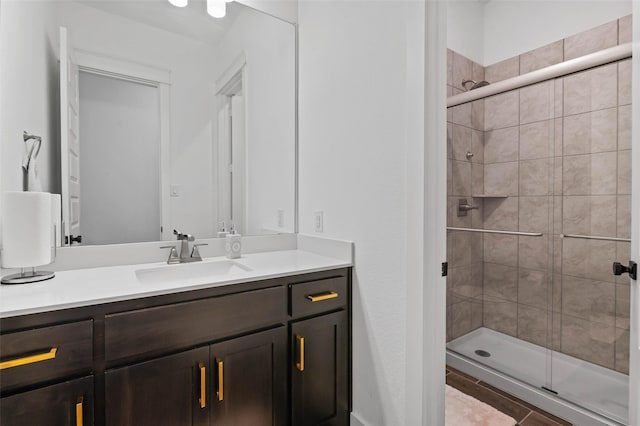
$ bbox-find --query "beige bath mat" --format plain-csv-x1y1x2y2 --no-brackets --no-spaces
446,385,517,426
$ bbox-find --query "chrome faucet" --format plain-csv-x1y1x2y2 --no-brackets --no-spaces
160,229,207,264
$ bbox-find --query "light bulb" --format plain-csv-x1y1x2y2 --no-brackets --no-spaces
207,0,226,18
168,0,188,7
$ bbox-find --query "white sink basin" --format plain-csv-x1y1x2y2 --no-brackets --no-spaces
135,260,252,285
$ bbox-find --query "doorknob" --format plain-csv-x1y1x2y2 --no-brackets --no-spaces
612,261,637,280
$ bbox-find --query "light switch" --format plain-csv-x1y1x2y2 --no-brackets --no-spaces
314,211,323,233
170,185,180,197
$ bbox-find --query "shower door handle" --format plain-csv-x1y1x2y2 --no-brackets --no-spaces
613,261,637,280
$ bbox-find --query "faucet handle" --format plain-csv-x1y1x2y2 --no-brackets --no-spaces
160,245,180,264
173,229,195,241
190,243,208,261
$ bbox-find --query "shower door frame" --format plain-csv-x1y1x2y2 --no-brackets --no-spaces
422,1,640,425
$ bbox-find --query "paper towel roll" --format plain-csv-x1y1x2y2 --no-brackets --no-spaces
51,194,61,248
1,192,52,268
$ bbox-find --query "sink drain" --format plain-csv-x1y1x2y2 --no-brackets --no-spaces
475,349,491,357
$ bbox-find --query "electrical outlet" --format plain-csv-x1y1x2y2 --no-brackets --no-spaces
277,209,284,228
314,211,323,233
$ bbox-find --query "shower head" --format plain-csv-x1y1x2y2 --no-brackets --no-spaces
461,79,491,91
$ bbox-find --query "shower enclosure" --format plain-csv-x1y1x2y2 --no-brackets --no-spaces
445,16,632,426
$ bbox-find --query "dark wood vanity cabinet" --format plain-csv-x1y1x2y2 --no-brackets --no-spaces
0,267,351,426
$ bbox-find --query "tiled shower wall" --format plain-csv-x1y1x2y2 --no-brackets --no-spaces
446,15,632,374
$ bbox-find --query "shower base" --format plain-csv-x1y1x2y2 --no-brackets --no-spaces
447,327,628,426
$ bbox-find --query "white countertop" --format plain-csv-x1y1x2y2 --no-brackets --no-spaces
0,250,351,318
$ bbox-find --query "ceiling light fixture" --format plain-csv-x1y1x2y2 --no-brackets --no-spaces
207,0,226,18
168,0,188,7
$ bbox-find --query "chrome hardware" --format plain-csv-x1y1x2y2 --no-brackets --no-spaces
173,229,201,263
561,233,631,243
457,199,479,217
190,243,208,261
160,245,180,264
465,151,474,160
447,227,543,237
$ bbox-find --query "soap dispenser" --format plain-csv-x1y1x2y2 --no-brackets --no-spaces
217,221,229,238
225,223,241,259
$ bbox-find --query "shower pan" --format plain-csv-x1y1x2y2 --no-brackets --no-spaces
445,40,633,425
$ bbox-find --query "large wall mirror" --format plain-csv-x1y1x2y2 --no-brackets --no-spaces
0,0,296,246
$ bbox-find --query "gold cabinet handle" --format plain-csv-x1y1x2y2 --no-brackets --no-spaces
199,363,206,409
306,292,338,302
76,397,83,426
216,358,224,401
296,335,305,372
0,347,57,370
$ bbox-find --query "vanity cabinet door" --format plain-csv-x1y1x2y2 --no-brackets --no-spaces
291,310,349,426
0,375,93,426
210,327,286,426
105,346,209,426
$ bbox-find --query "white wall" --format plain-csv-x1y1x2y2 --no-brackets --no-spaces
298,1,423,424
446,0,485,64
238,0,298,23
215,6,296,235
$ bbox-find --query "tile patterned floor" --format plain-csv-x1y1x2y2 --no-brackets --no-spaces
446,366,573,426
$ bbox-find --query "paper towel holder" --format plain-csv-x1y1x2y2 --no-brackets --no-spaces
1,267,55,285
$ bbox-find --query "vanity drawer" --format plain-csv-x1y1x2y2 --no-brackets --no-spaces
104,285,286,365
290,276,348,318
0,320,93,393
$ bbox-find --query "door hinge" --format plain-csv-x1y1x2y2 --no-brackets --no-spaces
441,262,448,277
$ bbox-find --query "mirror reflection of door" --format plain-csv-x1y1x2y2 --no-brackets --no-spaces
78,71,162,245
217,69,247,235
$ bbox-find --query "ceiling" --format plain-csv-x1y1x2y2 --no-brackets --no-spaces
74,0,243,46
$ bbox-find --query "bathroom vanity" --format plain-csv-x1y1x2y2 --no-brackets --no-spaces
0,252,351,426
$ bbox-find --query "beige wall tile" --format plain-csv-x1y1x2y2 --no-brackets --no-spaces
615,328,629,374
561,314,615,369
485,127,519,163
452,51,472,92
450,300,474,339
471,99,484,131
483,297,517,336
447,87,454,122
519,234,549,270
485,91,519,130
447,122,453,159
520,40,564,74
564,63,617,116
562,195,617,237
520,81,553,124
472,61,485,83
452,101,472,127
616,284,630,330
484,197,519,231
518,268,549,310
618,105,631,150
484,162,519,195
484,262,518,302
471,235,484,263
616,241,632,285
618,150,631,194
485,56,519,84
471,164,484,196
554,80,563,118
448,230,472,267
564,20,618,60
447,160,453,195
617,195,631,239
562,108,617,155
619,15,632,44
450,264,481,300
447,49,453,87
553,196,562,234
520,158,550,196
471,130,484,163
519,196,550,233
553,157,562,195
552,274,562,313
520,120,553,160
451,160,471,196
554,118,563,157
452,124,472,161
563,152,617,195
562,239,616,283
518,305,549,347
562,275,615,325
484,234,518,267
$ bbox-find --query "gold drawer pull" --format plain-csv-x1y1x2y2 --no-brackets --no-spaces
306,292,338,302
296,335,305,372
216,358,224,401
0,347,57,370
76,397,83,426
199,363,206,409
